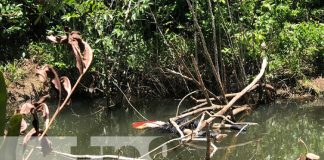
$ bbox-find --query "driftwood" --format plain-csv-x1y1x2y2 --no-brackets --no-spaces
146,4,274,158
142,1,274,158
140,57,272,159
167,57,268,142
194,83,275,103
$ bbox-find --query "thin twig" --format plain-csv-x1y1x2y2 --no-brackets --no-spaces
210,142,218,158
193,58,268,133
23,147,34,160
298,137,309,154
217,138,262,150
176,90,199,116
39,72,85,140
153,142,182,159
113,81,148,121
235,124,248,137
139,136,187,159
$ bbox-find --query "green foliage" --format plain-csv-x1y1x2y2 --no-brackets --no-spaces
27,42,71,70
0,0,28,37
0,60,27,84
0,114,22,160
0,0,323,93
236,0,323,80
6,114,22,136
0,0,29,60
269,22,323,78
0,71,6,136
28,42,55,64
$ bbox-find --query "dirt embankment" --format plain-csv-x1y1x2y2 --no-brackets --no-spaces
304,77,324,93
6,60,46,106
5,59,324,108
276,76,324,101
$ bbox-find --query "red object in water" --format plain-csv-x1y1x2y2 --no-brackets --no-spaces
132,120,156,128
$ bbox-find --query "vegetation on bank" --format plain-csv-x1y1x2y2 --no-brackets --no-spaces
0,0,323,99
0,1,323,159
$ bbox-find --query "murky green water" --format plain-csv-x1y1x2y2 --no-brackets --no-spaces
40,98,324,159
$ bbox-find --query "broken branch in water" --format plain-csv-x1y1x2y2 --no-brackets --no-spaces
132,52,272,160
176,90,199,116
192,58,268,134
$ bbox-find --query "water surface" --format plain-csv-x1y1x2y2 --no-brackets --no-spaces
33,98,324,159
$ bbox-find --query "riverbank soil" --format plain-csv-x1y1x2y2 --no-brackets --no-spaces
298,77,324,95
5,60,46,109
4,59,324,108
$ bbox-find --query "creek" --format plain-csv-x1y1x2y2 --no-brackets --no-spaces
27,98,324,159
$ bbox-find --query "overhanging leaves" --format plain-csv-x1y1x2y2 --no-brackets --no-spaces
19,103,35,115
46,31,93,74
36,103,50,129
82,40,93,72
61,76,72,95
35,65,50,83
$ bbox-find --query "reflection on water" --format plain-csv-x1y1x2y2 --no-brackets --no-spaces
46,98,324,159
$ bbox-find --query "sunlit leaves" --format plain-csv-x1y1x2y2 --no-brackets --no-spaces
38,103,50,129
61,12,80,22
82,39,93,71
22,128,37,151
22,128,53,156
0,1,27,36
68,32,84,74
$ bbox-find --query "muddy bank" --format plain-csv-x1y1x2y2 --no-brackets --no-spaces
276,77,324,101
4,59,324,111
5,60,45,104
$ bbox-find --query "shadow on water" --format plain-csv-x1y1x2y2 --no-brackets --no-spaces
46,98,324,159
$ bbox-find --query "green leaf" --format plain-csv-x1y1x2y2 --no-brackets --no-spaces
0,114,22,160
7,114,22,136
0,71,7,136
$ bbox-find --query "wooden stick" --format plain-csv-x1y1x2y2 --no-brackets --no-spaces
195,83,274,103
194,58,268,133
232,106,250,115
180,102,208,114
176,90,199,116
205,122,211,160
191,55,212,106
186,0,227,102
139,136,186,159
39,73,85,140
